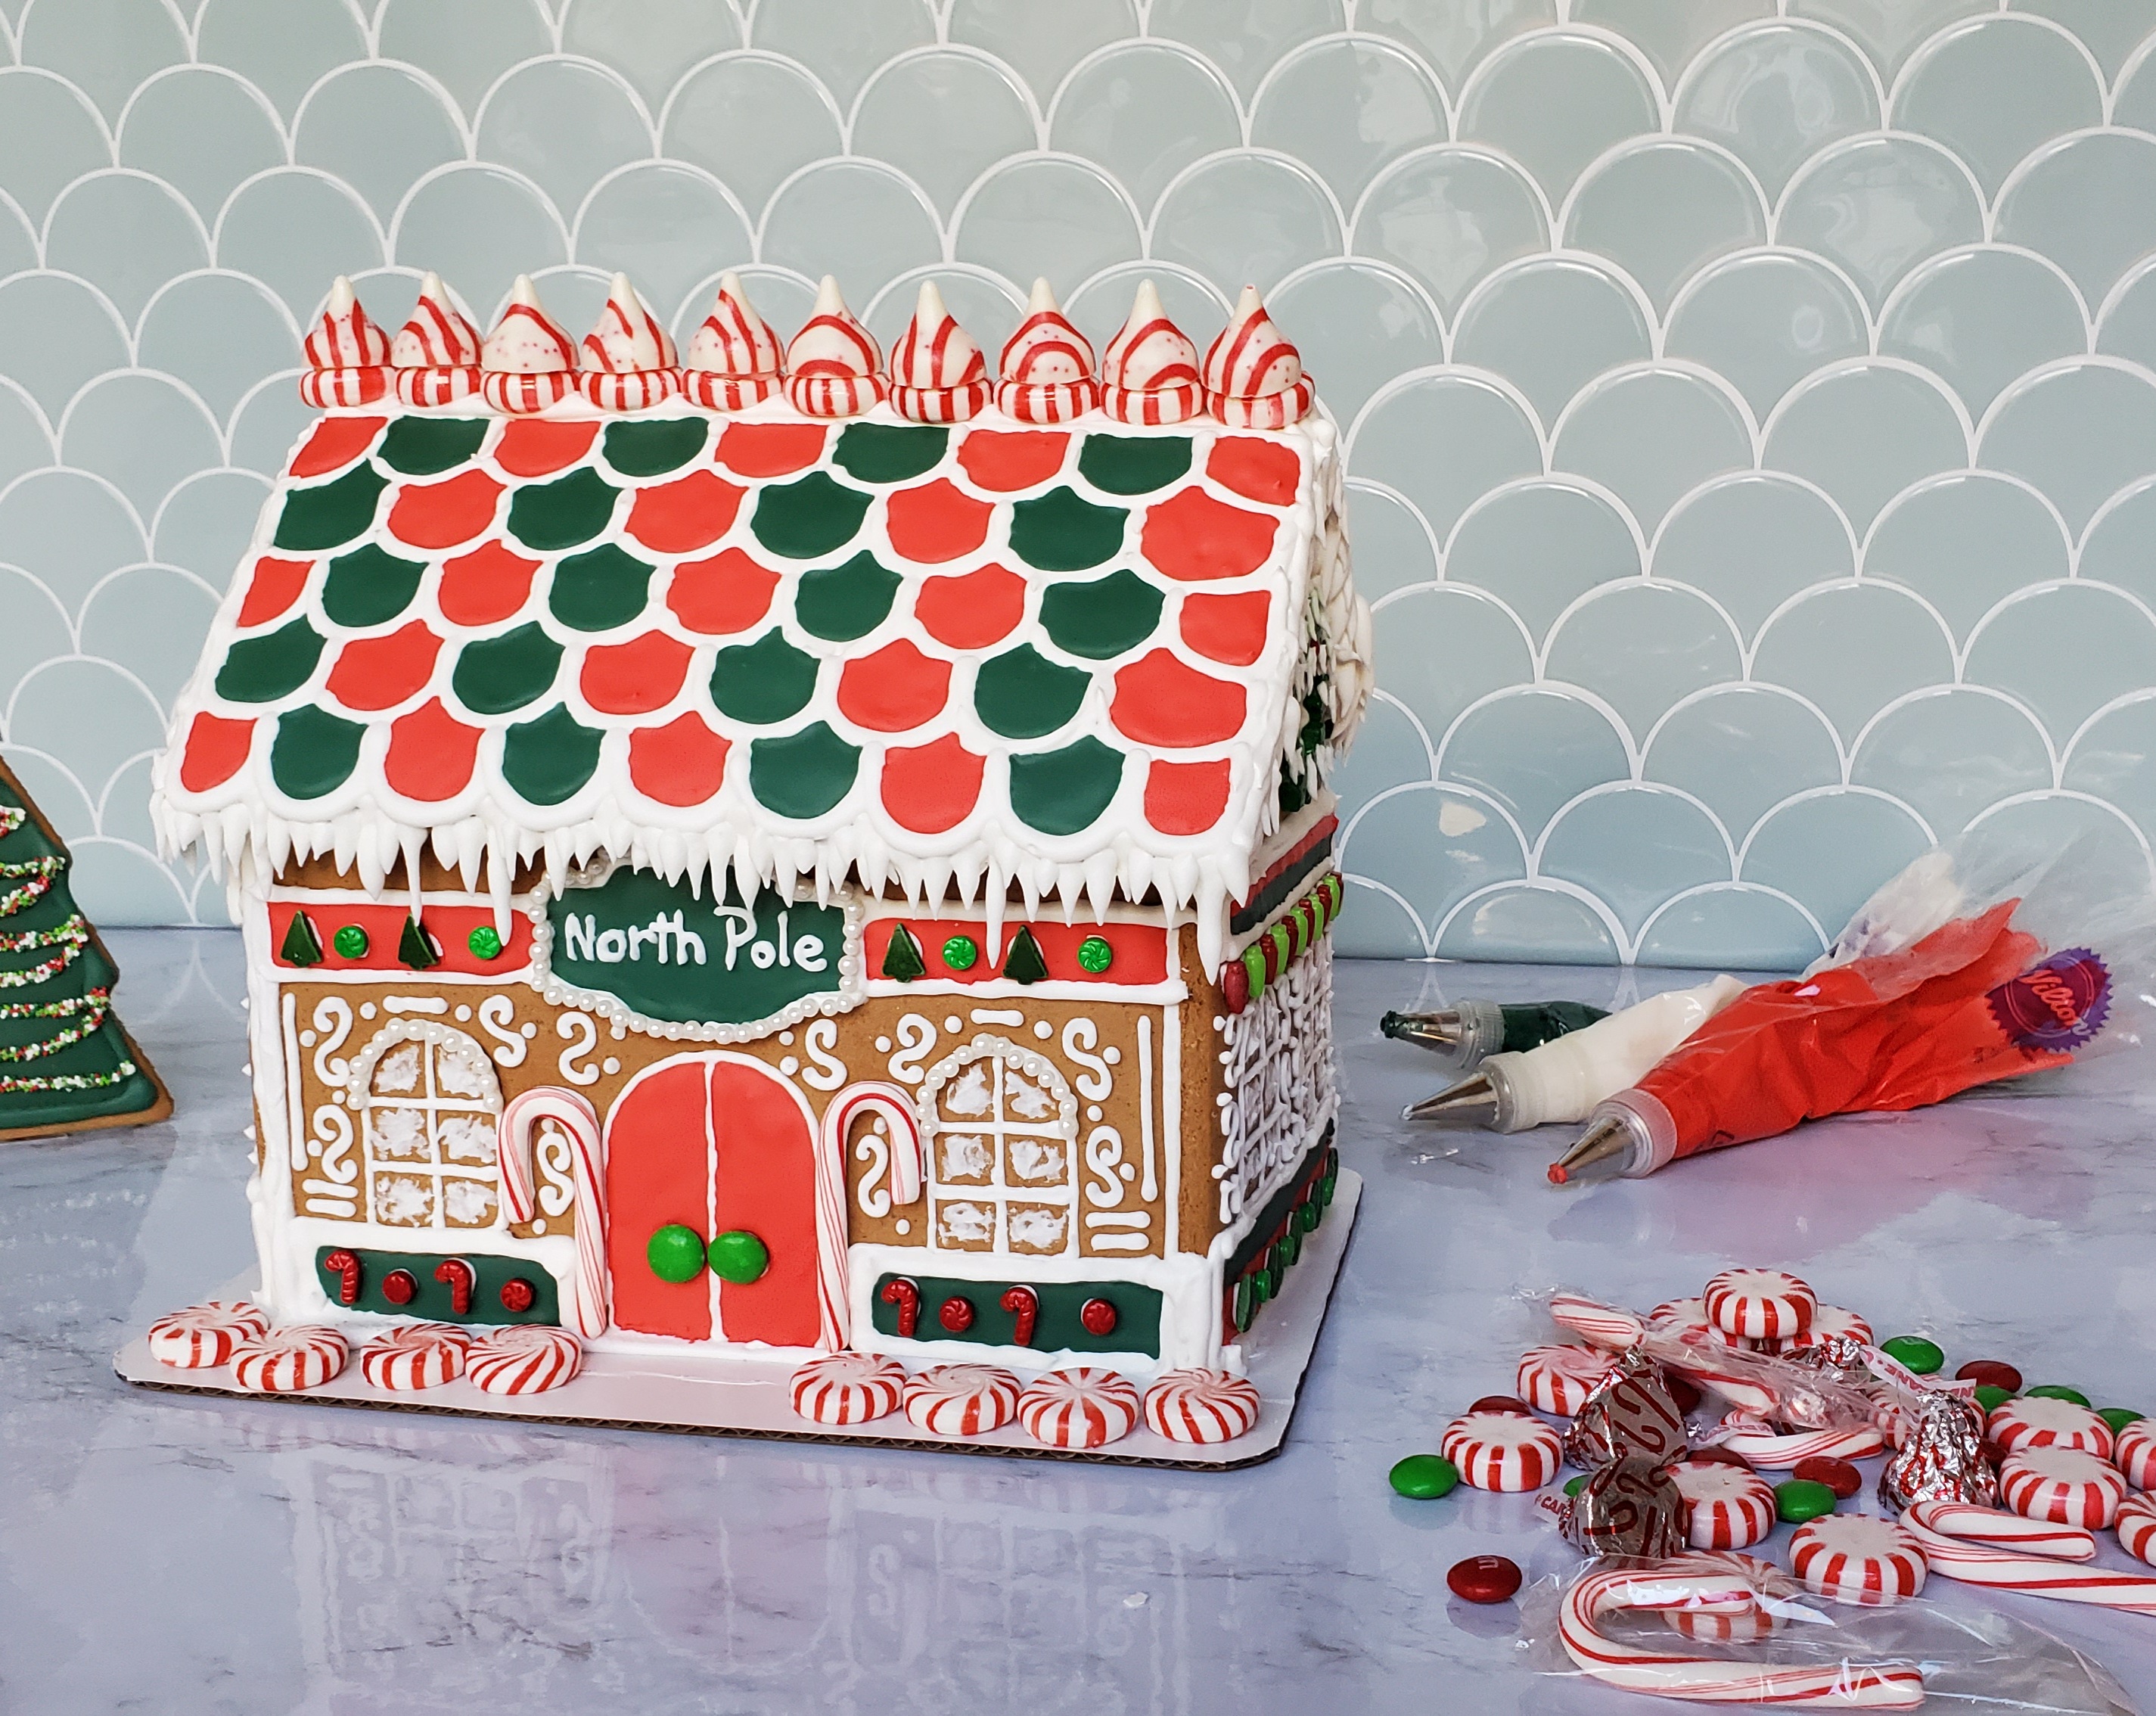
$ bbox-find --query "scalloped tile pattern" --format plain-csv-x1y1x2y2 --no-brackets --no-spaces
3,2,2156,965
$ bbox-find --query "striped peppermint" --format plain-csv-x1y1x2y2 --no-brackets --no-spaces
890,281,991,424
465,1325,581,1395
231,1326,347,1393
1670,1461,1776,1550
359,1323,469,1391
1779,1304,1875,1353
1701,1267,1817,1341
902,1363,1022,1437
298,368,388,408
1017,1367,1142,1450
1988,1395,2114,1457
996,277,1096,423
1200,284,1313,428
784,272,881,421
1790,1515,1928,1606
1515,1343,1618,1416
2118,1492,2156,1565
1442,1409,1561,1491
303,275,390,367
2115,1419,2156,1490
1907,1499,2095,1561
790,1352,906,1425
1144,1369,1262,1444
1100,278,1201,425
395,366,483,406
147,1299,269,1369
2000,1446,2127,1529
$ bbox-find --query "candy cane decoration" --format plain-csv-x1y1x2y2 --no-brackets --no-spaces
1000,1284,1038,1346
1906,1500,2095,1562
825,1081,922,1210
1902,1513,2156,1613
323,1248,362,1306
497,1086,607,1339
1548,1292,1644,1351
433,1257,474,1316
881,1276,920,1338
1712,1413,1885,1469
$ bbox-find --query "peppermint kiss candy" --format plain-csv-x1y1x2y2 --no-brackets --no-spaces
789,1352,905,1425
902,1364,1021,1437
1670,1461,1776,1550
1548,1292,1644,1351
465,1325,582,1395
1648,1298,1740,1347
1715,1414,1885,1470
358,1323,468,1391
1781,1305,1875,1353
1907,1499,2095,1562
2000,1446,2127,1529
1018,1367,1142,1450
1988,1395,2114,1457
1789,1515,1928,1605
2115,1419,2156,1490
147,1299,269,1369
1702,1268,1817,1341
1516,1344,1618,1416
1441,1410,1561,1491
1144,1369,1262,1444
2118,1493,2156,1565
231,1326,347,1393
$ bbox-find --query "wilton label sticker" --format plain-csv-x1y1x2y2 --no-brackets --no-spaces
1987,948,2111,1052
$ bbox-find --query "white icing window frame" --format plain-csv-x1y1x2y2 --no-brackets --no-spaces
344,1018,505,1233
916,1034,1080,1258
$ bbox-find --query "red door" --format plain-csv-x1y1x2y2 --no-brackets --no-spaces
605,1052,822,1345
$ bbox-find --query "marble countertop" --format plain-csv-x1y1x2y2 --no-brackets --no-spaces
8,934,2156,1713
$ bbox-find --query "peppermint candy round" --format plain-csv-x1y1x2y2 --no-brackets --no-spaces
789,1352,905,1425
902,1364,1021,1437
1907,1499,2095,1562
1017,1367,1142,1450
1144,1369,1262,1444
2117,1493,2156,1565
1781,1305,1875,1353
147,1299,269,1369
1702,1268,1817,1341
2000,1446,2127,1529
1515,1344,1617,1416
358,1323,469,1391
1659,1553,1784,1644
1790,1515,1928,1606
1648,1298,1740,1348
1671,1461,1776,1550
2114,1419,2156,1491
230,1326,346,1393
466,1325,582,1396
1988,1395,2114,1457
1440,1410,1561,1492
1715,1414,1885,1469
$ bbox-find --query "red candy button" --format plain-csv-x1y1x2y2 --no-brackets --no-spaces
1469,1394,1533,1416
1447,1555,1522,1605
1957,1360,2024,1393
1792,1454,1862,1499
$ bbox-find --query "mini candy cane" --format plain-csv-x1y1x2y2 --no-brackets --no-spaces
1999,1447,2126,1529
1902,1512,2156,1614
496,1086,608,1340
1549,1292,1644,1351
433,1257,474,1317
322,1248,362,1306
881,1276,920,1337
1789,1515,1928,1606
2115,1419,2156,1490
1559,1556,1925,1708
1000,1284,1038,1346
1906,1500,2095,1562
1713,1413,1885,1469
1702,1268,1818,1341
2117,1493,2156,1565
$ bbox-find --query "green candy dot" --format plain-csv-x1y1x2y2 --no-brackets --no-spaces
707,1229,769,1285
467,925,503,959
646,1223,707,1283
1880,1335,1944,1375
1775,1478,1838,1524
2099,1407,2145,1435
1564,1474,1589,1498
2025,1384,2092,1407
942,935,978,971
1077,934,1114,974
1974,1385,2012,1414
1389,1453,1459,1500
331,924,369,959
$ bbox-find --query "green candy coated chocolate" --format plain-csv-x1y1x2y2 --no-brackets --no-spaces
646,1223,707,1283
941,934,978,971
1879,1335,1945,1374
331,924,369,959
1974,1385,2011,1413
1076,934,1114,974
707,1229,769,1285
467,925,503,959
2024,1384,2092,1407
1564,1474,1589,1497
1389,1453,1459,1500
2099,1407,2145,1435
1775,1478,1838,1524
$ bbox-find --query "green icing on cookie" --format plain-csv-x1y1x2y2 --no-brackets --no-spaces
602,417,708,477
269,706,365,799
273,462,387,551
831,423,947,483
399,913,440,969
548,542,656,633
1039,569,1163,660
1008,736,1124,835
1008,487,1127,570
501,704,603,805
795,550,900,641
1001,925,1048,984
215,617,325,703
322,542,427,628
974,645,1090,738
710,628,819,725
749,722,860,819
451,622,563,714
506,465,620,552
278,910,323,965
750,470,871,559
377,417,489,476
880,922,925,981
1076,434,1191,496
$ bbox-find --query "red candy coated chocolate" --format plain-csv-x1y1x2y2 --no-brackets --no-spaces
1793,1455,1862,1499
1665,1372,1703,1414
1469,1394,1533,1416
1447,1554,1523,1604
1957,1360,2023,1393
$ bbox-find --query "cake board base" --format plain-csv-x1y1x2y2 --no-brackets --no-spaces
115,1170,1359,1469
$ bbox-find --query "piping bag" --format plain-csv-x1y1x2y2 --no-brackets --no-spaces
1381,998,1605,1065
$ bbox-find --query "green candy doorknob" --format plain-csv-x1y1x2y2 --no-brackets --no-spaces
709,1229,770,1284
647,1223,707,1283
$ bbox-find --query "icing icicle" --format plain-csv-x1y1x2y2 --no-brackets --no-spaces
1202,284,1314,430
889,280,990,424
480,275,577,414
299,276,390,409
390,272,483,407
785,275,885,418
579,272,679,412
1102,278,1201,427
682,271,784,411
997,278,1097,424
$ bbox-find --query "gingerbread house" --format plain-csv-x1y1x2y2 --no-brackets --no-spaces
145,266,1370,1445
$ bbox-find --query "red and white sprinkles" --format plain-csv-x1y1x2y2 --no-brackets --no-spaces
465,1325,582,1396
1670,1461,1776,1550
1440,1410,1561,1492
1143,1369,1262,1444
2115,1419,2156,1491
902,1364,1021,1438
1907,1499,2095,1561
1789,1515,1928,1605
1713,1413,1885,1470
1514,1344,1617,1416
147,1299,268,1369
1987,1395,2114,1456
1017,1367,1142,1450
230,1326,347,1393
1999,1446,2127,1529
2117,1493,2156,1565
788,1351,906,1426
1903,1511,2156,1613
358,1323,469,1391
1702,1267,1817,1341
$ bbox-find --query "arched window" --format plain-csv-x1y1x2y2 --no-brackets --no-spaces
345,1022,503,1230
919,1036,1078,1257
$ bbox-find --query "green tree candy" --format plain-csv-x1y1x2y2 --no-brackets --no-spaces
1879,1335,1945,1375
1389,1453,1459,1499
1775,1478,1838,1523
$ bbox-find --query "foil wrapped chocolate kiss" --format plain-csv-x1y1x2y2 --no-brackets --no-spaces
1564,1350,1689,1470
1881,1391,1998,1511
1549,1351,1692,1558
1555,1456,1688,1559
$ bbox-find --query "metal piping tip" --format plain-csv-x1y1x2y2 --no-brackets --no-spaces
1549,1116,1629,1186
1403,1071,1498,1127
1380,1008,1462,1050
